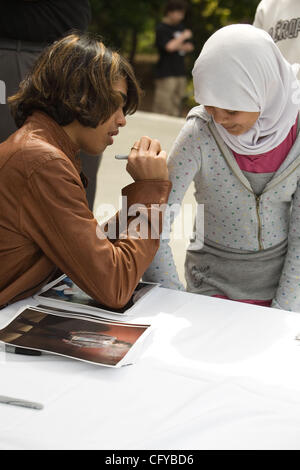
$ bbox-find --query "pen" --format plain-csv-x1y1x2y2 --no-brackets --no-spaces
0,395,44,410
5,345,42,356
115,154,129,160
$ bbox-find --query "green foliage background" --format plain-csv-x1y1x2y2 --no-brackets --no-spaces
88,0,261,110
89,0,261,61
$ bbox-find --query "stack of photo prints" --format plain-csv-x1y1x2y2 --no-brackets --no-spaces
0,275,159,368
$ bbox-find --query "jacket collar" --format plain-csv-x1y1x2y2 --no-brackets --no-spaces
25,111,82,173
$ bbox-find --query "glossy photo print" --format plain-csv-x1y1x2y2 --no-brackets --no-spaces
37,276,158,315
0,308,150,367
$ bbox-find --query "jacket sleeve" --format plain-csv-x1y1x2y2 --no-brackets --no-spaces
143,118,200,290
20,156,171,309
272,179,300,312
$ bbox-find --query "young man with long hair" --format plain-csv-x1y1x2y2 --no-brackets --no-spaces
0,33,171,310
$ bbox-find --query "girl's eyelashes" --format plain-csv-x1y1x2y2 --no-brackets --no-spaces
226,110,238,115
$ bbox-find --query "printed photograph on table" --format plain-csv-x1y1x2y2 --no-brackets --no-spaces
35,275,159,316
0,307,151,367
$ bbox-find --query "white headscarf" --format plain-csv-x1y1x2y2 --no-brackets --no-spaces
192,24,300,155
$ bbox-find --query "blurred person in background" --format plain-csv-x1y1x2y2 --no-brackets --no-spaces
0,0,100,210
152,0,194,117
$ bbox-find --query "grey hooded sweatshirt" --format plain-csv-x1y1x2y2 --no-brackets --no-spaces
144,105,300,312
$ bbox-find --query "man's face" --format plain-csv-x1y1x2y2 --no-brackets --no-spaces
168,10,185,25
77,78,128,155
205,106,260,136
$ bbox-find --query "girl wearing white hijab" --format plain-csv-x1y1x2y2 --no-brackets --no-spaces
144,24,300,312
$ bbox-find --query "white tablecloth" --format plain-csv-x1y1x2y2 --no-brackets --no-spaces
1,288,300,450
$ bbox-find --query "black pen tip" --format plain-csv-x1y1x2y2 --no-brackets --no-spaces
15,347,42,356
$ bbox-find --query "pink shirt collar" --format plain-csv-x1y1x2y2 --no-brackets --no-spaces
231,116,298,173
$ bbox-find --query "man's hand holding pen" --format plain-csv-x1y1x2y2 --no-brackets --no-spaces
115,136,169,182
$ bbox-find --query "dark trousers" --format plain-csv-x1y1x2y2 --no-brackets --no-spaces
0,40,101,211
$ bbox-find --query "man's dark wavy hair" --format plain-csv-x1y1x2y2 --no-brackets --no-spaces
164,0,187,15
9,32,141,128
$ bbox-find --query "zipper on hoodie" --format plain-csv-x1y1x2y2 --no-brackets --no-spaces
212,144,300,251
212,150,264,250
208,121,300,252
255,195,263,251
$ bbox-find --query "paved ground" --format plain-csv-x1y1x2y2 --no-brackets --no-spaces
93,111,195,286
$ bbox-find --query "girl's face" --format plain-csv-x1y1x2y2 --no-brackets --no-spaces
205,106,260,135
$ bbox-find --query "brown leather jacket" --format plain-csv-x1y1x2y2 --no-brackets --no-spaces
0,112,171,309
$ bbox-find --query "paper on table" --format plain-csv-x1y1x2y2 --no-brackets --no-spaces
34,274,159,319
0,306,152,368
